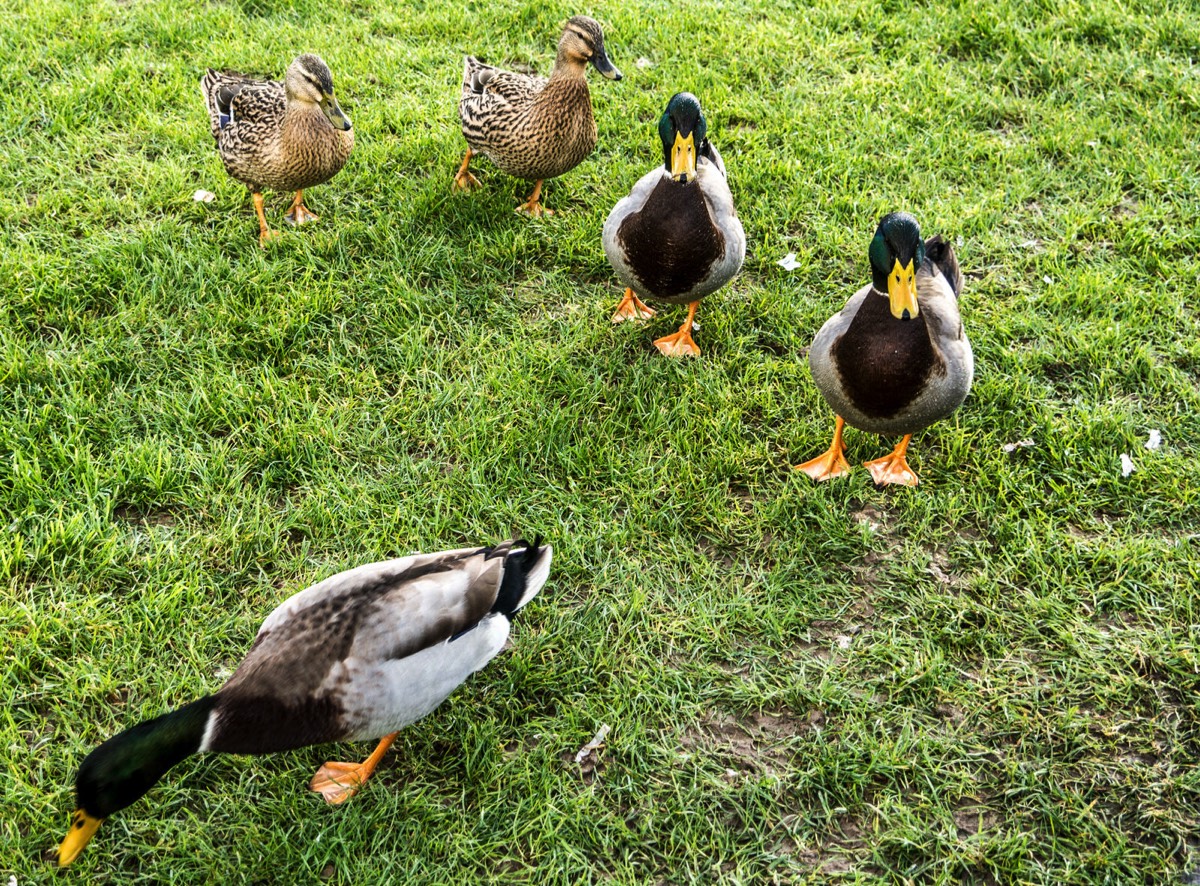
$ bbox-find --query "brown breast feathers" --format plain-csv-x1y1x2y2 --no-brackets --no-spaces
831,291,945,420
617,177,724,300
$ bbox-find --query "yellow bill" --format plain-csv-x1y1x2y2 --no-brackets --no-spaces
887,258,918,319
671,132,696,183
57,809,103,866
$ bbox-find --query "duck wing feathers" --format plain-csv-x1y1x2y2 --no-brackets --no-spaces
461,56,545,104
207,541,551,752
200,70,284,142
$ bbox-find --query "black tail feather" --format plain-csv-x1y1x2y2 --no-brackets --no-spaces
491,536,545,617
924,234,963,298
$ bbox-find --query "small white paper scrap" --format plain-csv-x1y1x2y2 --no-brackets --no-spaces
777,252,800,271
1002,439,1035,453
574,723,611,764
193,189,216,203
1042,275,1053,285
1144,429,1162,451
1120,453,1135,477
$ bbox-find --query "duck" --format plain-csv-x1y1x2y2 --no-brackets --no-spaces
201,54,354,247
602,92,745,357
455,16,622,217
56,539,552,866
796,212,972,486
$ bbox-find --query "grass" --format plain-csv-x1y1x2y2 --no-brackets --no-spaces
2,0,1199,881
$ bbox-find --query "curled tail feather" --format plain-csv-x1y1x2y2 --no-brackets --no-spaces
924,235,963,298
491,537,552,618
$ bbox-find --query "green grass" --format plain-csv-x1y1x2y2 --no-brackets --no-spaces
3,0,1200,881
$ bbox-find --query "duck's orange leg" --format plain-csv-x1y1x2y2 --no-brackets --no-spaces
284,189,320,225
611,287,657,323
309,732,399,805
453,148,480,191
863,434,919,486
515,179,553,217
253,192,281,247
653,301,701,357
795,415,852,481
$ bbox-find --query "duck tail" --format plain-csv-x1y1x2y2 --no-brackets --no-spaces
491,537,552,618
199,69,226,141
463,56,497,96
924,235,963,298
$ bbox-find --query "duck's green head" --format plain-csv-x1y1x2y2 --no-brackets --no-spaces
57,698,214,866
659,92,707,184
286,53,352,132
868,212,925,320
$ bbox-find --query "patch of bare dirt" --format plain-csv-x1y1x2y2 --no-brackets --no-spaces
681,709,823,778
953,796,1001,836
113,504,177,527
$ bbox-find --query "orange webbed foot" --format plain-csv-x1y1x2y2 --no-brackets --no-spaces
309,761,370,805
515,180,552,217
308,732,399,805
795,416,851,482
611,288,657,324
795,447,852,482
453,170,481,191
863,435,919,486
653,302,701,357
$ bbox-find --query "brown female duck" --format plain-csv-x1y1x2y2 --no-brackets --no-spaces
201,54,353,246
455,16,622,217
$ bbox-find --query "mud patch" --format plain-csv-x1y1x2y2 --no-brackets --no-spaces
953,797,1000,836
682,709,823,777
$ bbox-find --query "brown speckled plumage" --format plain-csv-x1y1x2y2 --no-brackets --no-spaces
200,54,352,242
457,16,620,185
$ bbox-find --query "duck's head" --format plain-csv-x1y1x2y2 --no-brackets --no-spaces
868,212,925,320
658,92,707,185
558,16,622,80
285,54,352,131
57,699,213,866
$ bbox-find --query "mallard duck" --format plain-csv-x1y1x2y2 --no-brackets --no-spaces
602,92,745,357
455,16,622,217
56,539,552,866
201,54,354,247
796,212,972,486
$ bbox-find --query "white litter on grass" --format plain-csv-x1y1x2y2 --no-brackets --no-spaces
193,189,216,203
1120,453,1136,477
635,57,654,70
836,635,852,650
574,723,611,764
1002,439,1035,453
777,252,800,271
1042,275,1053,285
10,875,18,886
1144,429,1162,451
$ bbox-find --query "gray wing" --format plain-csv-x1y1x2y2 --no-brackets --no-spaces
219,547,505,706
